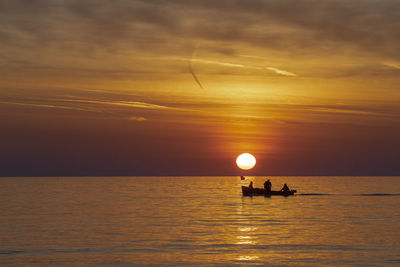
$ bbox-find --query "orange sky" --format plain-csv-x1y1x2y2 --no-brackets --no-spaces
1,0,400,175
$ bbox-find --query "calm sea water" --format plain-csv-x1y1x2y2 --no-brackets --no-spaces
1,176,400,266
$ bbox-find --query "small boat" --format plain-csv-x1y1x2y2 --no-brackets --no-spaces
242,186,296,196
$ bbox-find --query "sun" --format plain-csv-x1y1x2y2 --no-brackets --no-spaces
236,153,256,170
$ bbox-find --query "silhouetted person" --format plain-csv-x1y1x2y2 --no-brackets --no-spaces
281,183,290,192
249,181,253,190
264,179,272,192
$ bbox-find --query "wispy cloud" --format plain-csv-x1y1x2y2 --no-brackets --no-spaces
383,62,400,70
0,101,97,112
266,67,297,77
0,97,193,116
58,99,187,111
190,58,252,69
183,57,296,77
129,116,147,121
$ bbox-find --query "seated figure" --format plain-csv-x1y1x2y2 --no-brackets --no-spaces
264,179,272,192
249,181,253,190
281,183,290,192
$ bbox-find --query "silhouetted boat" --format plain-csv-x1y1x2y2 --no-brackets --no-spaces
242,186,296,196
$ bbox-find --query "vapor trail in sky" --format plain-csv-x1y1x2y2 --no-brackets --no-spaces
188,61,204,90
188,44,204,90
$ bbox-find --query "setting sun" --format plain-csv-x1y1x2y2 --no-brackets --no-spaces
236,153,256,170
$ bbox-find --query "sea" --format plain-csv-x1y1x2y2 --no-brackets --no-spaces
1,176,400,266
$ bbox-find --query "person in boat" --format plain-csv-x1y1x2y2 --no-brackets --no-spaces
264,179,272,192
249,181,254,190
280,183,290,192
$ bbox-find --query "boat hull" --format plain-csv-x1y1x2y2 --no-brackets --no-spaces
242,186,296,196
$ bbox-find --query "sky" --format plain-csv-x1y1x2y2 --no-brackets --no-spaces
1,0,400,176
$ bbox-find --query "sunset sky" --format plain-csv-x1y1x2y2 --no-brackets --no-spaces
1,0,400,176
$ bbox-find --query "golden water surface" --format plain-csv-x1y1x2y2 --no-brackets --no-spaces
1,176,400,266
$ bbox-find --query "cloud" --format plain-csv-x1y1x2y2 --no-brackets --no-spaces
0,100,98,112
186,57,296,76
1,0,399,87
191,58,250,69
383,62,400,70
60,99,187,111
129,116,147,121
266,67,296,77
2,0,400,58
0,97,192,116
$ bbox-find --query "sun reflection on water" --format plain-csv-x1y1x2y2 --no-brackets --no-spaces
239,227,257,232
236,235,256,245
236,227,259,244
237,255,260,261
